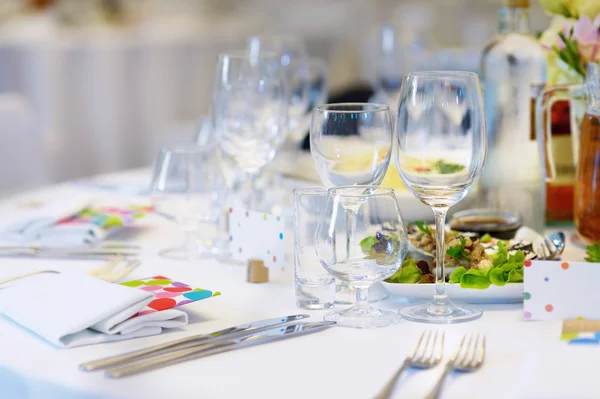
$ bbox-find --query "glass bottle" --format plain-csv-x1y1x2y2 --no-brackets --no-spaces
479,0,547,233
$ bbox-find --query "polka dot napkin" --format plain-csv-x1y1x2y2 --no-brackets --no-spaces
121,276,220,318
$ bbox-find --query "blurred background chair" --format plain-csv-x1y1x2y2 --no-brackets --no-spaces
0,92,48,193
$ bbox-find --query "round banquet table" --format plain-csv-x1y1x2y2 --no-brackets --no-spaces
0,169,593,399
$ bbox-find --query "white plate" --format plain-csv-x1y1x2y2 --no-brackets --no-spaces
382,281,524,304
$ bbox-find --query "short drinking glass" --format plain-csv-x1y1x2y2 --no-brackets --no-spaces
315,186,408,328
294,188,335,310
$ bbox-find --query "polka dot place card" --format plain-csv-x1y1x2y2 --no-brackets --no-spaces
228,208,286,269
523,261,600,321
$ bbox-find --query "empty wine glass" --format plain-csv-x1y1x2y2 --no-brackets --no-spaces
395,71,486,323
315,186,407,328
149,145,227,260
211,52,288,210
310,103,393,303
247,34,310,132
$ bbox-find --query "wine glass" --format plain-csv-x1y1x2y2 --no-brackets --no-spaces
395,71,487,323
211,51,288,210
315,186,408,328
247,34,310,133
149,145,227,260
310,103,393,303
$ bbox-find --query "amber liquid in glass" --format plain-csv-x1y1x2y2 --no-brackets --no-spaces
575,112,600,243
531,97,575,223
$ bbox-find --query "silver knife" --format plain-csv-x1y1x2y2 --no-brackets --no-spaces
0,247,138,259
80,314,310,371
105,321,335,378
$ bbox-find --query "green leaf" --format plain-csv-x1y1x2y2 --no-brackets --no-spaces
507,268,524,283
359,236,378,254
449,266,467,284
480,233,492,243
446,244,462,260
386,259,422,284
446,237,471,261
492,241,509,267
489,268,507,286
585,243,600,262
508,251,525,264
460,268,491,290
435,160,465,174
415,221,432,235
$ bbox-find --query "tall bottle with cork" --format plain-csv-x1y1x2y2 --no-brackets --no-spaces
479,0,547,233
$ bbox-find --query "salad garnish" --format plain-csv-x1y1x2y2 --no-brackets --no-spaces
435,160,465,174
585,242,600,262
415,221,432,236
446,237,472,261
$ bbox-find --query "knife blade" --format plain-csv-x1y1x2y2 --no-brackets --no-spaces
105,321,335,378
79,314,310,371
0,246,139,259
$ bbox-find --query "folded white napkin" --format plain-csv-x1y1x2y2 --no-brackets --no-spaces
0,193,99,247
0,272,188,348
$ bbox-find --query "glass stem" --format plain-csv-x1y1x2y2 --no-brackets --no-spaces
246,173,257,210
345,208,357,259
433,208,449,303
355,286,369,309
185,230,197,260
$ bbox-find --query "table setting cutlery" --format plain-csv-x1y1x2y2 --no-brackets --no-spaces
0,257,141,287
426,333,486,399
376,331,444,399
80,314,310,371
0,245,140,259
79,316,334,378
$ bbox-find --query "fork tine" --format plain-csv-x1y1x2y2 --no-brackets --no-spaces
407,331,425,359
467,334,481,367
436,331,445,362
476,335,486,367
455,333,473,366
449,333,468,364
424,331,438,364
416,331,432,361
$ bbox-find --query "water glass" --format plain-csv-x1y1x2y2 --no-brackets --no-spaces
315,186,408,328
149,144,227,260
294,188,335,310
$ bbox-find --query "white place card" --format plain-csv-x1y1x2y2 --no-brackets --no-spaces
523,260,600,321
228,207,285,269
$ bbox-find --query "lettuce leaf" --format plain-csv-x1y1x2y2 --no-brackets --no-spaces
489,268,508,286
449,267,467,284
360,236,379,254
507,268,524,283
459,268,492,289
386,259,422,284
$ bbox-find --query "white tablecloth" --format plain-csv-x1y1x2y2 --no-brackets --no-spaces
0,170,594,399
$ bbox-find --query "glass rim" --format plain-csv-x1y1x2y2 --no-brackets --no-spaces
217,50,279,61
313,103,389,114
404,70,478,79
293,187,328,196
328,185,395,197
160,144,217,155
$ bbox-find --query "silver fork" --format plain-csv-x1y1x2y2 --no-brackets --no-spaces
376,331,444,399
426,333,486,399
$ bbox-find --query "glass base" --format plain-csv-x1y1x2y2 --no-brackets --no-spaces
324,305,399,329
158,246,213,260
398,299,482,324
335,281,389,304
